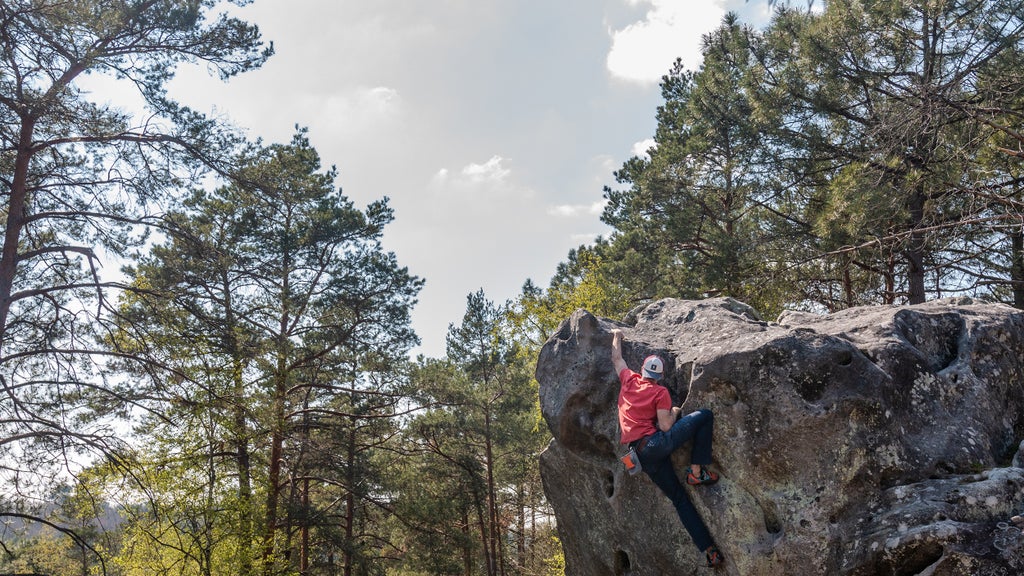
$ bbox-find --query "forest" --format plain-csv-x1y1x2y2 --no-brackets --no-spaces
2,1,1024,575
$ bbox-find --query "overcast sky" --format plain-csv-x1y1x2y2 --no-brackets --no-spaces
156,0,773,357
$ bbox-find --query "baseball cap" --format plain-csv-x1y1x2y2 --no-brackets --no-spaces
641,355,664,380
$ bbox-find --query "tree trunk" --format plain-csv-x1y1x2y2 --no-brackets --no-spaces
516,478,525,572
0,118,36,352
905,191,927,304
529,491,537,571
484,411,503,576
474,486,493,576
262,360,288,576
224,275,254,576
884,253,897,305
462,507,473,576
343,490,355,576
344,423,357,576
1012,226,1024,309
263,423,284,576
283,441,297,572
204,426,216,576
300,477,310,575
235,400,254,576
295,393,313,576
842,255,854,309
264,224,293,576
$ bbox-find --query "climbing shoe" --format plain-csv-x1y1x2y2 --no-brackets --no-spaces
705,546,724,567
687,466,719,486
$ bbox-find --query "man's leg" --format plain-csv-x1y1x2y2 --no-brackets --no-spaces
641,408,718,486
685,408,714,466
645,459,715,552
656,408,713,460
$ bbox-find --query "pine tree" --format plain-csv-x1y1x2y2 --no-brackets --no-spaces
763,0,1024,304
602,15,802,316
0,0,269,549
115,131,421,576
399,290,541,576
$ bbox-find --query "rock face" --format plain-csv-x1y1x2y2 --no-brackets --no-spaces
537,298,1024,576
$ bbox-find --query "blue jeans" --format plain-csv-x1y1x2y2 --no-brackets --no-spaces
637,408,715,551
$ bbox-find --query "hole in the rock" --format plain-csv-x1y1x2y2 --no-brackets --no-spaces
759,497,782,534
892,542,944,576
793,374,827,402
604,471,615,499
837,350,853,366
613,549,631,575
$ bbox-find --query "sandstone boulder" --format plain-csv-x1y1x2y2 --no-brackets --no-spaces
537,298,1024,575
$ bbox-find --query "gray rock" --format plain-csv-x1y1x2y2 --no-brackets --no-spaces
537,298,1024,575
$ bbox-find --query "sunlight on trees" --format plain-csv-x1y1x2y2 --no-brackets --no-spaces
5,2,1024,576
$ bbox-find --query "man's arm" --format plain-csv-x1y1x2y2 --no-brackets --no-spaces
610,329,628,376
657,406,683,432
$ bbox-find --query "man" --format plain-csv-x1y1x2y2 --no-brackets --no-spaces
611,328,724,568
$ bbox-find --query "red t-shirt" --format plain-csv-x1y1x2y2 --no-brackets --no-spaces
617,368,671,444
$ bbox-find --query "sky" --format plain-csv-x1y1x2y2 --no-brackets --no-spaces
144,0,774,357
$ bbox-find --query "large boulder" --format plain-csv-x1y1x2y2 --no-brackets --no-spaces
537,298,1024,575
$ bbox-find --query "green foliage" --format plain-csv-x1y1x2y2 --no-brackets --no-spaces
0,1,268,572
766,0,1024,305
16,2,1024,575
542,536,566,576
0,471,122,576
1,2,556,575
394,290,552,576
110,131,422,576
0,531,94,576
597,1,1024,316
601,15,802,316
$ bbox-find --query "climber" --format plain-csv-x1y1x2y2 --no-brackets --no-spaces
611,328,724,568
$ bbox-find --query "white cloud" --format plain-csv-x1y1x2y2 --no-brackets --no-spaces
548,200,607,218
606,0,725,84
460,155,511,184
571,232,603,245
431,156,517,191
606,0,776,85
319,85,403,136
632,137,656,159
364,86,400,112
